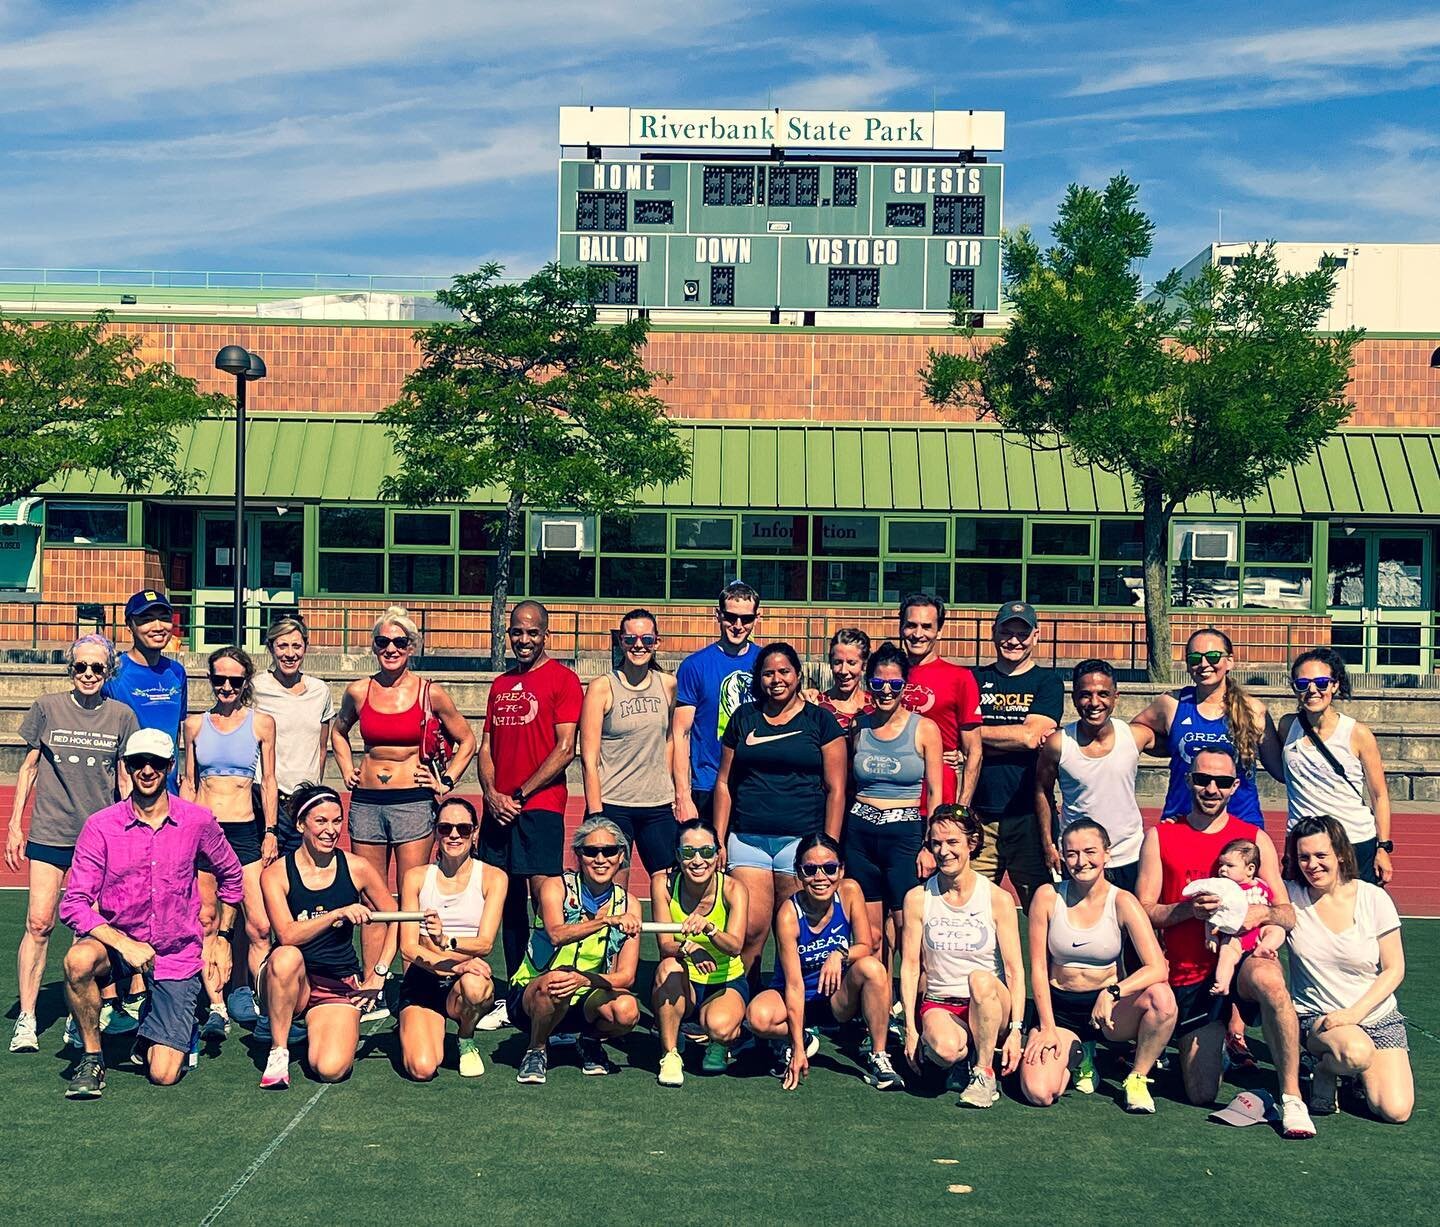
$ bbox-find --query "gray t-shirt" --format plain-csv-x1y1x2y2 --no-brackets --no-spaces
252,671,335,793
20,692,138,846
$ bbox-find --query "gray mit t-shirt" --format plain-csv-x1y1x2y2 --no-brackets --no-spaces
19,692,138,846
252,671,335,793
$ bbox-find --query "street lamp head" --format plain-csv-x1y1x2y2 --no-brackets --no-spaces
245,352,267,381
215,345,251,376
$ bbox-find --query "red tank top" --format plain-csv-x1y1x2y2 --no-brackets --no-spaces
1156,813,1256,985
357,678,422,747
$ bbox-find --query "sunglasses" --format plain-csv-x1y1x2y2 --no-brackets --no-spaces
124,755,170,773
436,822,475,839
867,677,906,695
578,843,624,859
1293,676,1336,693
1186,650,1227,667
1190,772,1237,789
798,860,841,879
208,673,244,689
678,844,718,861
373,635,411,651
70,661,106,678
621,634,658,648
719,611,757,626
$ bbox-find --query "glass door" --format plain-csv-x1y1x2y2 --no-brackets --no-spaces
1327,529,1433,674
194,513,304,649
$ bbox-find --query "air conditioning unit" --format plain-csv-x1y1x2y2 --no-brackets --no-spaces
540,518,585,552
1187,528,1236,563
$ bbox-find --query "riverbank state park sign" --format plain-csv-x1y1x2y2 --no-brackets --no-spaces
557,107,1004,314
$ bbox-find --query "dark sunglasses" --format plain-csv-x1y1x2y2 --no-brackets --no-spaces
436,821,475,839
798,860,841,879
719,611,757,625
621,634,658,648
578,843,624,859
678,844,718,861
208,673,244,688
124,755,170,773
867,677,906,694
1293,676,1336,693
373,635,411,651
1190,771,1237,789
1186,650,1226,667
70,661,106,678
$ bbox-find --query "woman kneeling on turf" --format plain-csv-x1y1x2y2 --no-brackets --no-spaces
651,818,750,1086
901,805,1025,1108
398,798,507,1081
1020,819,1177,1113
509,816,642,1085
257,784,396,1089
747,834,903,1092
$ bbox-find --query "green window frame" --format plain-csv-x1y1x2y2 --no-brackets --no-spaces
1168,519,1316,612
44,500,130,545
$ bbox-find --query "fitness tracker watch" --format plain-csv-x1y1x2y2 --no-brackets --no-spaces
439,773,455,790
216,929,234,942
1377,840,1395,853
512,787,526,805
1106,984,1123,1001
447,936,460,952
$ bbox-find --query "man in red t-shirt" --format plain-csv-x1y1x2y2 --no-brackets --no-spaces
898,593,981,808
1137,746,1314,1137
477,601,584,1012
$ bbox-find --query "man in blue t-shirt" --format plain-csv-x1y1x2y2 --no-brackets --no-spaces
104,589,188,791
672,580,761,824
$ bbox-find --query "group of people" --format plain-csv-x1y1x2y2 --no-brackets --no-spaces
5,582,1414,1136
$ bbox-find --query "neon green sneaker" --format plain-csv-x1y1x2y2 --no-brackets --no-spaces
458,1037,484,1078
1122,1071,1155,1114
658,1049,684,1088
1073,1041,1097,1095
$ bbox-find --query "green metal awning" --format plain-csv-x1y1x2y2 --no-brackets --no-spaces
42,416,1438,517
0,498,44,525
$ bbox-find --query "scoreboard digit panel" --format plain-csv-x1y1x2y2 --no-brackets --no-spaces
558,158,1002,313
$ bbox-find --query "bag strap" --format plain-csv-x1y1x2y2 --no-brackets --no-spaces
421,678,432,723
1298,712,1364,800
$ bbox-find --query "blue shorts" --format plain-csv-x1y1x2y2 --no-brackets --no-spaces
102,945,201,1053
25,841,74,871
726,832,801,875
694,977,751,1010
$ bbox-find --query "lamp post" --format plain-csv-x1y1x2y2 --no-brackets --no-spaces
214,346,267,645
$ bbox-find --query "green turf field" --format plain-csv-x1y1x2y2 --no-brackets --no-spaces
0,891,1434,1227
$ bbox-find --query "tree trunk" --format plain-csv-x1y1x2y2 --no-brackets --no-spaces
1142,485,1172,684
489,488,523,670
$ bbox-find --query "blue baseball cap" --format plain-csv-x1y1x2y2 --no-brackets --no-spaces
124,589,173,620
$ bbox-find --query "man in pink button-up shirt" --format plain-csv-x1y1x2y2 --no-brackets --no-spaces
59,729,244,1098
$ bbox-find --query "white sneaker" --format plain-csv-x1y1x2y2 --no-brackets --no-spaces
1281,1094,1317,1139
260,1047,291,1090
9,1012,38,1053
63,1016,81,1049
476,1000,510,1032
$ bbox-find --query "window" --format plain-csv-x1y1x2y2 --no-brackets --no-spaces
1242,567,1312,610
601,512,667,554
955,517,1021,558
675,516,734,552
592,265,639,306
459,510,506,551
1326,532,1365,609
576,190,627,231
671,558,735,600
949,269,974,310
832,166,858,207
1245,522,1310,563
702,165,754,206
884,562,950,603
887,519,947,555
388,554,454,596
1172,520,1312,610
768,166,819,208
1099,566,1144,608
828,268,879,308
459,554,523,598
320,552,384,595
1027,563,1094,607
392,513,451,547
813,561,878,603
934,195,985,236
813,515,879,557
1171,563,1239,609
743,559,808,601
710,265,735,307
45,501,127,544
1099,519,1144,561
743,514,808,556
886,202,926,228
529,555,596,598
1031,521,1092,558
953,562,1021,605
321,507,384,550
633,198,673,225
599,557,665,599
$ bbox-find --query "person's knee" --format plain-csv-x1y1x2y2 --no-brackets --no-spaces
404,1052,439,1082
968,970,1001,1004
707,1010,743,1043
147,1067,183,1087
925,1026,965,1064
1020,1075,1060,1107
1372,1093,1414,1124
244,912,270,946
1335,1034,1375,1072
1140,984,1178,1022
24,908,56,942
608,994,641,1030
267,944,305,979
1243,961,1290,1008
310,1054,354,1083
198,902,218,934
459,971,493,1004
854,955,887,985
63,940,101,982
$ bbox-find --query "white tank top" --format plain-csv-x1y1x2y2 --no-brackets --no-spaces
419,861,487,939
1047,881,1123,970
1056,719,1144,867
1283,714,1375,844
922,873,999,999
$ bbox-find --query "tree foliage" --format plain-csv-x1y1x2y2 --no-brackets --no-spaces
0,311,225,505
923,175,1360,679
378,262,690,666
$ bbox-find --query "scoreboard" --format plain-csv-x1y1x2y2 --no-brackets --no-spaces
557,158,1003,313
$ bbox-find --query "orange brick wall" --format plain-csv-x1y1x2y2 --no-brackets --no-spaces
104,322,1439,428
39,547,158,604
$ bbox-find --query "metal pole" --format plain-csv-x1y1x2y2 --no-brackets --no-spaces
233,372,246,646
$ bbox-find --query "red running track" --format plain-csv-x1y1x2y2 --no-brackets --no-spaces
1,787,1436,915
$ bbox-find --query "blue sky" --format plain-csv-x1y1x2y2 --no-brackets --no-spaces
2,0,1436,288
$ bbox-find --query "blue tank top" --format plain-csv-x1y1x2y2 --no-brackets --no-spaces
1161,687,1262,826
772,894,852,1000
853,712,925,803
195,709,260,780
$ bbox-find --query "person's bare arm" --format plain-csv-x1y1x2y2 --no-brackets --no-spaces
1255,700,1285,783
981,716,1056,753
820,736,847,842
430,684,478,783
180,714,201,801
900,885,926,1070
1317,928,1405,1030
1354,721,1393,885
1253,832,1296,932
1114,890,1171,995
671,704,697,820
1130,693,1176,740
711,744,736,852
1137,827,1199,928
4,749,40,872
518,722,577,800
579,676,610,814
1035,731,1062,875
993,889,1026,1074
957,723,982,806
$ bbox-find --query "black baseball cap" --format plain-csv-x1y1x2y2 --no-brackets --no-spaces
994,600,1038,629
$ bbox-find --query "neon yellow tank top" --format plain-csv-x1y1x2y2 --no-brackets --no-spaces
667,869,745,985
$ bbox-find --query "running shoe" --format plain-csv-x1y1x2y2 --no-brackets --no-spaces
9,1012,38,1053
549,1031,579,1047
1073,1041,1098,1095
200,1006,230,1040
1306,1070,1339,1116
260,1047,291,1090
770,1042,793,1078
227,986,261,1027
578,1036,617,1076
359,979,391,1024
458,1037,485,1078
865,1050,905,1091
63,1015,81,1049
1281,1094,1317,1139
187,1025,201,1070
477,1000,510,1032
1122,1071,1156,1114
958,1067,999,1108
658,1049,685,1087
517,1047,548,1085
65,1054,106,1100
101,1001,138,1035
945,1060,971,1093
729,1031,757,1059
701,1041,731,1074
1225,1032,1258,1071
803,1027,821,1059
253,1016,307,1046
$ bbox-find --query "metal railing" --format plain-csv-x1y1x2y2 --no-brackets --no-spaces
0,267,453,294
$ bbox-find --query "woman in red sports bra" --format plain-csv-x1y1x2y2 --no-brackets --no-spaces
805,628,875,732
331,606,476,997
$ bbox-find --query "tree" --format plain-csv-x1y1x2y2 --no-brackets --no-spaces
922,175,1360,681
378,262,690,668
0,311,225,505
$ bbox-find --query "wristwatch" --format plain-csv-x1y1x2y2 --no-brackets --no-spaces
1377,840,1395,853
447,936,460,952
1106,984,1122,1001
439,773,455,790
263,826,277,835
216,928,234,942
512,787,526,806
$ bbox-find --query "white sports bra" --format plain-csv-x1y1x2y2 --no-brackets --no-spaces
1047,881,1123,970
419,861,486,939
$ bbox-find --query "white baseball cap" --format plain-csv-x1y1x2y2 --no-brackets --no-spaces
1209,1089,1279,1127
123,729,176,761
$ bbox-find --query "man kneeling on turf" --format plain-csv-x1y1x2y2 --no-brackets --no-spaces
59,730,244,1099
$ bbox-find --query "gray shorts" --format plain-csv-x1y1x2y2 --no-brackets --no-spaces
103,944,201,1053
1301,1009,1409,1052
348,788,435,846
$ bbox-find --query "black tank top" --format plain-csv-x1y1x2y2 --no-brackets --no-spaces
284,850,362,978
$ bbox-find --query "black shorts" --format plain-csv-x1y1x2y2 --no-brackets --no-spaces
101,945,202,1053
804,995,842,1030
220,819,262,866
479,808,563,878
398,965,456,1017
691,790,715,825
506,983,601,1037
1172,967,1264,1038
1351,837,1379,886
1103,861,1139,893
603,802,677,877
1047,986,1102,1038
843,809,924,911
24,840,74,871
274,790,303,856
